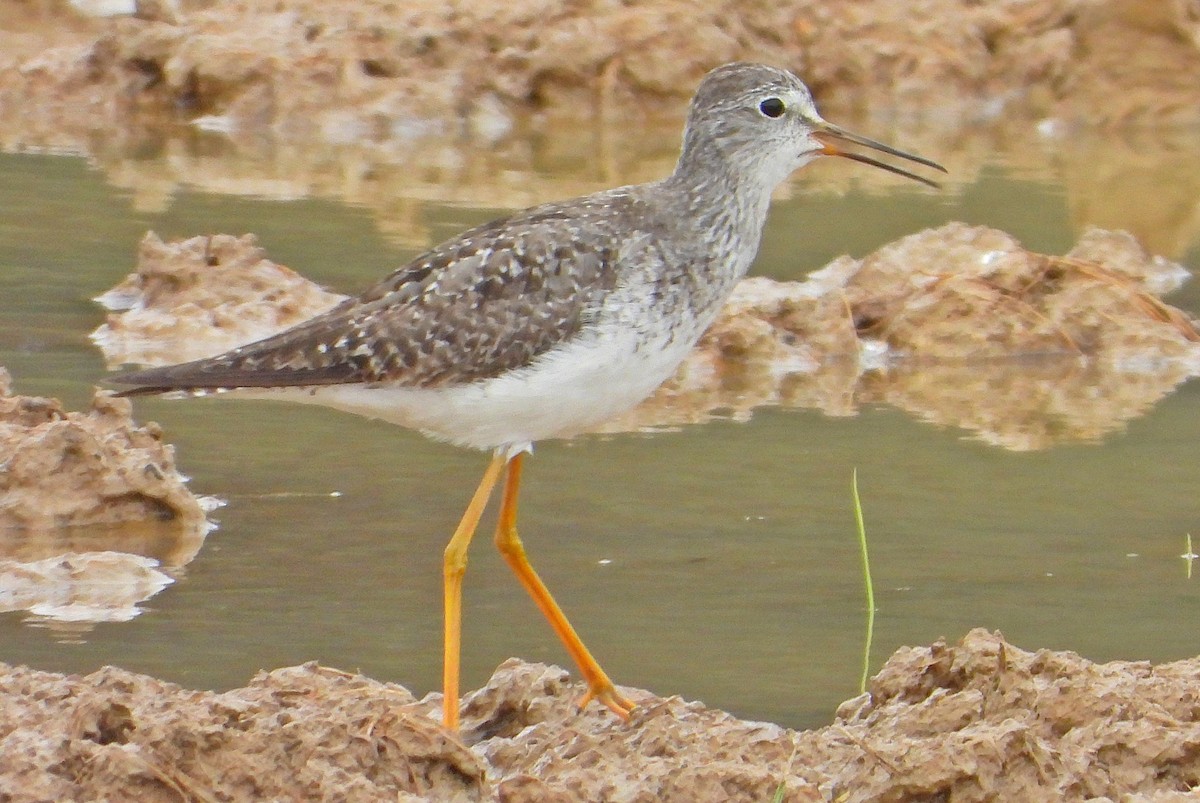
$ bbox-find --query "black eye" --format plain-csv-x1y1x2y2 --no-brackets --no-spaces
759,97,785,118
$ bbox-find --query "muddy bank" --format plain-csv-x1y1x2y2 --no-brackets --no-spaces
93,232,344,368
0,369,204,532
94,224,1200,451
626,223,1200,450
0,369,210,624
2,629,1197,801
2,0,1199,159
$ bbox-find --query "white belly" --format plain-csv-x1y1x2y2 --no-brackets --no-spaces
237,323,698,456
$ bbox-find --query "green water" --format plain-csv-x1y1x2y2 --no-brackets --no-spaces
2,122,1200,729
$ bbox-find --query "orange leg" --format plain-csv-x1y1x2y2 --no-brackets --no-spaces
493,453,636,721
442,453,506,731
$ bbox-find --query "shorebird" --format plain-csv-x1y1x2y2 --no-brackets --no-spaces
111,63,944,731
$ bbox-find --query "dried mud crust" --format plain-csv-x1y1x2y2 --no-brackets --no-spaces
2,629,1199,801
1,0,1199,155
93,231,344,368
612,223,1200,449
0,370,209,622
0,369,203,532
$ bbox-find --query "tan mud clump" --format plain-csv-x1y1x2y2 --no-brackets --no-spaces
0,369,204,531
0,370,211,623
458,660,802,802
841,225,1200,450
93,232,344,368
4,630,1200,800
831,224,1196,361
606,224,1200,449
823,628,1200,800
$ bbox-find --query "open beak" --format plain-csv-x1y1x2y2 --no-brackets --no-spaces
812,122,947,188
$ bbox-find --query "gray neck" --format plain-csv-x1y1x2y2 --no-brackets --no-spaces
660,142,775,275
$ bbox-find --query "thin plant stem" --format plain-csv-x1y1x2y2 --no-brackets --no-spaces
853,468,876,695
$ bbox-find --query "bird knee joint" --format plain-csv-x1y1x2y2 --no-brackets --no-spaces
494,528,526,559
443,548,469,578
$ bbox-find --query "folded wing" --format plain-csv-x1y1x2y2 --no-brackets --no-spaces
111,203,626,395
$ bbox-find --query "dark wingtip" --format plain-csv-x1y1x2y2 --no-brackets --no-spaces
104,364,202,397
108,384,171,398
105,368,162,397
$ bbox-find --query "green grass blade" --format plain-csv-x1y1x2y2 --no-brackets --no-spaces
853,468,876,694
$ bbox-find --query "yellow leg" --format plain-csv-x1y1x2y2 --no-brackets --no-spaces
493,453,636,721
442,453,506,731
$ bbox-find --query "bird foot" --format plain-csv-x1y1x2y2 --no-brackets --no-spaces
578,681,636,722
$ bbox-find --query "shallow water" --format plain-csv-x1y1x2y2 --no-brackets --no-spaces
2,120,1200,729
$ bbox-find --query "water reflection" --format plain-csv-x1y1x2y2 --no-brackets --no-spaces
1062,128,1200,258
0,518,209,628
63,113,1200,260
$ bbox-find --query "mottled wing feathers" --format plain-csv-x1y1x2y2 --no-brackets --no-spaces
112,199,630,394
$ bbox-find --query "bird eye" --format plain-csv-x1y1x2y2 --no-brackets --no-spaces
758,97,785,118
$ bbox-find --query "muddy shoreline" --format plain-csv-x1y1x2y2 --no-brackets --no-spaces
3,629,1199,801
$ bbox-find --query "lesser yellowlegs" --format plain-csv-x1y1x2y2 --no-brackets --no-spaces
111,62,944,730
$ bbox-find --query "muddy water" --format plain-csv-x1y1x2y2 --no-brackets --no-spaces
3,124,1200,729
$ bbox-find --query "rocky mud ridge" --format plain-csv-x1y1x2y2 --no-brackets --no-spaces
1,629,1198,801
